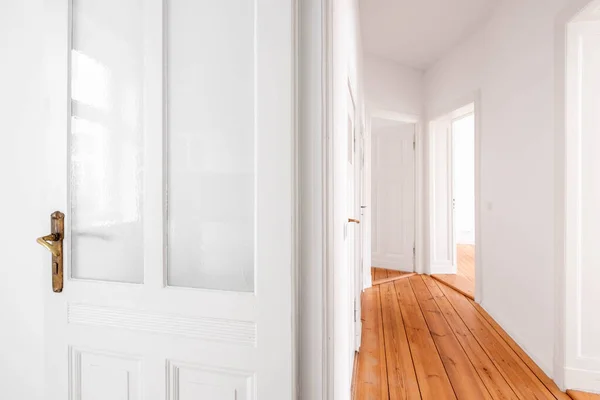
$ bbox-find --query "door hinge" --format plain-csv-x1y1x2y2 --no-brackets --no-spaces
354,298,357,322
413,139,416,150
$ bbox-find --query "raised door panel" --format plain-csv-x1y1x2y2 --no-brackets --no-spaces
168,362,254,400
70,349,142,400
429,118,455,274
566,20,600,392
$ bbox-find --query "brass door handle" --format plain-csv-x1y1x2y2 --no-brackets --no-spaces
37,233,61,257
348,218,361,224
37,211,65,293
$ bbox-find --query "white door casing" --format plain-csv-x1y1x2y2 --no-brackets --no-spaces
43,0,295,399
345,84,360,355
355,121,365,350
564,18,600,393
371,120,416,272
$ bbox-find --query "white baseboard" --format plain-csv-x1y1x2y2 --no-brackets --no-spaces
565,367,600,393
372,258,413,273
429,262,456,275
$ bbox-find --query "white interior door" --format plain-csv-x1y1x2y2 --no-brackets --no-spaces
565,19,600,393
429,117,456,274
43,1,295,399
371,119,415,272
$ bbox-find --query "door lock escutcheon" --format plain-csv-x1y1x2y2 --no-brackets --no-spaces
37,211,65,293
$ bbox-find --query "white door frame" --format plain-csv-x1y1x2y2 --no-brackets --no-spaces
449,105,476,274
297,0,333,398
426,93,483,303
368,110,424,275
554,0,600,391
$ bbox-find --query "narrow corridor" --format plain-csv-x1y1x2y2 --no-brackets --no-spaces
353,268,583,400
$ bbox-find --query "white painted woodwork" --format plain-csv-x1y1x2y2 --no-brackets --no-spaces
371,119,415,272
44,0,295,398
0,2,47,398
331,1,364,396
355,119,365,350
297,0,329,396
564,17,600,393
363,116,373,289
346,84,362,352
70,349,142,400
428,117,455,274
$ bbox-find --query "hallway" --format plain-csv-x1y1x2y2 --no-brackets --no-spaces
354,268,576,400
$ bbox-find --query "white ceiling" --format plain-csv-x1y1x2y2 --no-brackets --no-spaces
359,0,498,70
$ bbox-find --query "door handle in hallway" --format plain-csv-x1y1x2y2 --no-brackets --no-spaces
348,218,361,224
37,211,64,293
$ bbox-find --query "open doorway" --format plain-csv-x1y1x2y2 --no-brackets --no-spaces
430,103,478,300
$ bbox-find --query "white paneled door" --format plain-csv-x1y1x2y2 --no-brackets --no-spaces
371,120,415,272
565,19,600,392
42,0,295,399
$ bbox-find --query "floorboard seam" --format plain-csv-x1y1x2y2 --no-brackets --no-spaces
432,279,531,399
377,286,391,400
423,276,504,400
469,299,565,400
407,276,459,400
390,280,422,399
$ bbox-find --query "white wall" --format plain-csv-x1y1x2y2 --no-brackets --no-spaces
424,0,579,377
0,1,45,398
333,0,365,398
364,55,423,116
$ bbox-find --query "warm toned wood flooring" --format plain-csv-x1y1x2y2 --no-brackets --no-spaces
355,267,573,400
432,244,475,300
567,391,600,400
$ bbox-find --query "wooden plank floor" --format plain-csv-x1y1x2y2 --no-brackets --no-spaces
355,267,577,400
432,244,475,300
567,391,600,400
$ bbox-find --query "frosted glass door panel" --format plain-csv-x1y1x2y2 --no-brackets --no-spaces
70,0,144,283
167,0,255,292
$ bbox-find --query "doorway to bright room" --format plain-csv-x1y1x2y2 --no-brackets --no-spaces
430,103,477,300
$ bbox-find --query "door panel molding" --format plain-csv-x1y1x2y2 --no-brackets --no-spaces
167,361,255,400
560,16,600,393
67,304,257,346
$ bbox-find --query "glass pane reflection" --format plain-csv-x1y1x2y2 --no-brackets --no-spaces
70,0,144,283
